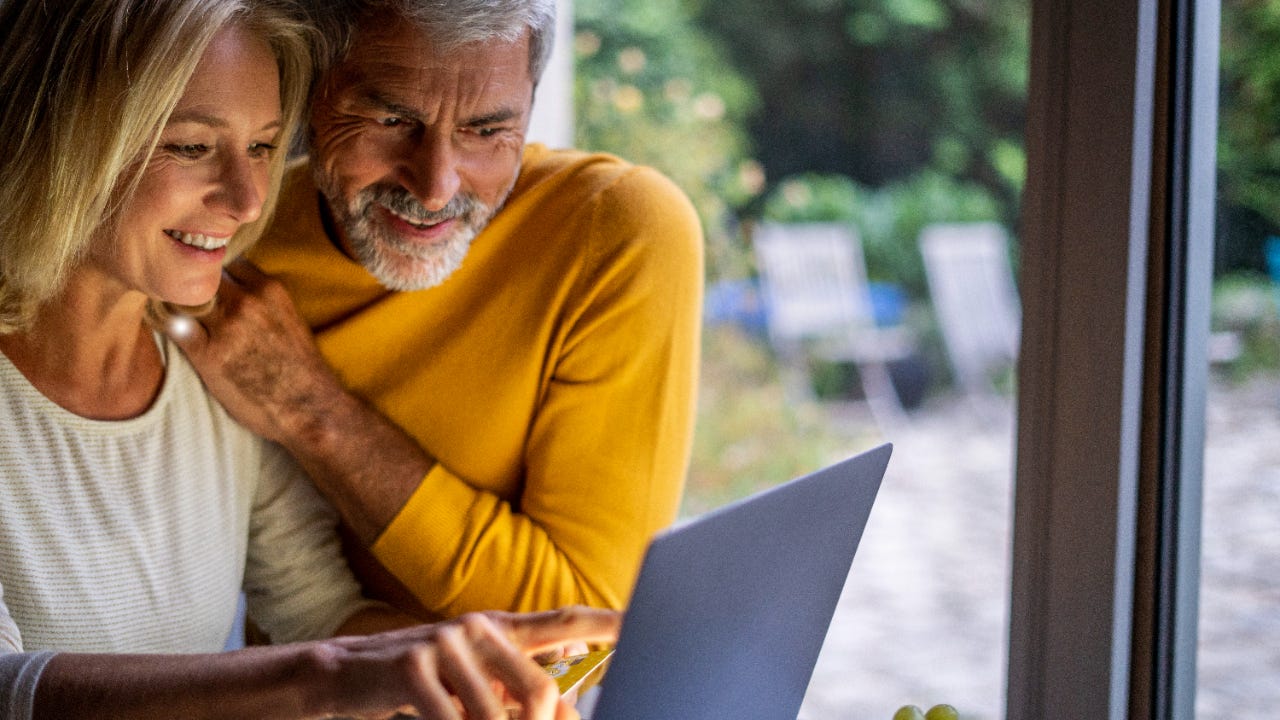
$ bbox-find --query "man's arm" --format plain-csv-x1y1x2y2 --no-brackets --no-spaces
170,162,704,617
343,164,704,616
163,261,424,546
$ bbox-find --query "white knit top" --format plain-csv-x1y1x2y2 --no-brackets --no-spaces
0,338,374,718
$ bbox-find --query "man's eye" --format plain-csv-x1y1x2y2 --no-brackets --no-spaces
380,117,405,127
165,143,210,159
476,127,501,138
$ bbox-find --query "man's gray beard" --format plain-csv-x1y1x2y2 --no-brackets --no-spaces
353,214,478,292
317,177,495,292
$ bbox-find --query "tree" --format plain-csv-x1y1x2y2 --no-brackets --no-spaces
692,0,1028,227
574,0,761,279
1218,0,1280,276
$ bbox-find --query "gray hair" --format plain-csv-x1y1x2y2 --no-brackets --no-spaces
306,0,556,84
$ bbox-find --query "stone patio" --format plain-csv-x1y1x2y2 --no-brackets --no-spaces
794,377,1280,719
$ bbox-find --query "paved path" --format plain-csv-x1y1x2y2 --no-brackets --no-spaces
1196,376,1280,720
795,379,1279,719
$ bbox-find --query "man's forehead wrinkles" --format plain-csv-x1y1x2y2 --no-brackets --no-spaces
343,58,442,86
344,57,505,90
344,36,454,73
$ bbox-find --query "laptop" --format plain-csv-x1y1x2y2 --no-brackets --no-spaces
583,442,892,720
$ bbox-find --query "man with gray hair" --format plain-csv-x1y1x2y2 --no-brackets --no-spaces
171,0,704,623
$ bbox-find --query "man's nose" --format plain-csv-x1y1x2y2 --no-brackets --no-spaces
397,132,461,212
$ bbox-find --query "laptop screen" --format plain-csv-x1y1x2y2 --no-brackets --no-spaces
588,443,891,720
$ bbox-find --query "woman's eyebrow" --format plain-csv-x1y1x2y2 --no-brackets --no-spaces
168,110,230,128
167,110,282,133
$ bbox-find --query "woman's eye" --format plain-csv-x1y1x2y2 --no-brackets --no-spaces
248,142,278,159
165,143,210,160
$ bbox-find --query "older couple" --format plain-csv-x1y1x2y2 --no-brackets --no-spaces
0,0,701,717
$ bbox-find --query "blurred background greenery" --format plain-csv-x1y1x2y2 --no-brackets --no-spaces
564,4,1280,716
570,0,1280,513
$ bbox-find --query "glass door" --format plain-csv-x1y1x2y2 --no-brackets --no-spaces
1199,2,1280,715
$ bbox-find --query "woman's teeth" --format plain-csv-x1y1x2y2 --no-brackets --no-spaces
164,229,228,251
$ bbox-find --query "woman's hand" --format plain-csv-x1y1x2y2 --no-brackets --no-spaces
312,607,621,720
32,608,619,720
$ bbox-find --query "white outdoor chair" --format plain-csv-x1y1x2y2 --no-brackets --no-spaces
918,221,1021,399
752,222,914,428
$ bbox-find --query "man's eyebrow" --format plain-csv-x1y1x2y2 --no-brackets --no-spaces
356,91,521,127
358,91,425,123
464,108,522,127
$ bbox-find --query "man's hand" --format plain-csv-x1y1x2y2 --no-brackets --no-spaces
158,259,342,445
158,258,431,543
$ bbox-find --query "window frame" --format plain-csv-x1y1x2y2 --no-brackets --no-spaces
1007,0,1218,717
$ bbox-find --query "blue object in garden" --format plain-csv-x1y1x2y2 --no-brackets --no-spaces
1265,236,1280,309
867,282,907,328
705,277,908,336
704,278,768,336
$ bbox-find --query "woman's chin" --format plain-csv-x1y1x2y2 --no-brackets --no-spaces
156,286,218,312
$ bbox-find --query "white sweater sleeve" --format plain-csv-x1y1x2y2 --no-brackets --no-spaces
0,652,54,720
1,587,55,720
242,442,377,644
0,444,369,719
1,573,55,717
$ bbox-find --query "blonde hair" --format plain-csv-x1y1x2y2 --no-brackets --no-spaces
0,0,313,332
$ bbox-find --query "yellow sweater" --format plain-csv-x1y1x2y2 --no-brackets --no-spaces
249,144,703,618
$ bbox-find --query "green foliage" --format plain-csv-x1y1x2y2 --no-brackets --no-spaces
1218,0,1280,276
570,0,1280,290
684,326,876,515
693,0,1029,227
573,0,1030,286
759,173,863,223
758,171,1003,298
573,0,761,280
1220,0,1280,227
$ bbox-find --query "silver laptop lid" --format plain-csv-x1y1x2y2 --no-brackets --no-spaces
590,443,892,720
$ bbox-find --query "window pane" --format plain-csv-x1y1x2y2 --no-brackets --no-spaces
573,1,1027,717
1201,1,1280,715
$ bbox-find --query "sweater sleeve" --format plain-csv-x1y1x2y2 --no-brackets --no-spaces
242,443,378,643
1,585,55,720
370,165,704,616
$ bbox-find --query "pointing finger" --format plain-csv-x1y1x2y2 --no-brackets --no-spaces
503,608,622,656
434,625,507,720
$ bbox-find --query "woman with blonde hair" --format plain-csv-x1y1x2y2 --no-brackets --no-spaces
0,1,615,718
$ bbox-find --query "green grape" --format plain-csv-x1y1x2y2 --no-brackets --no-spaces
925,703,960,720
893,705,926,720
